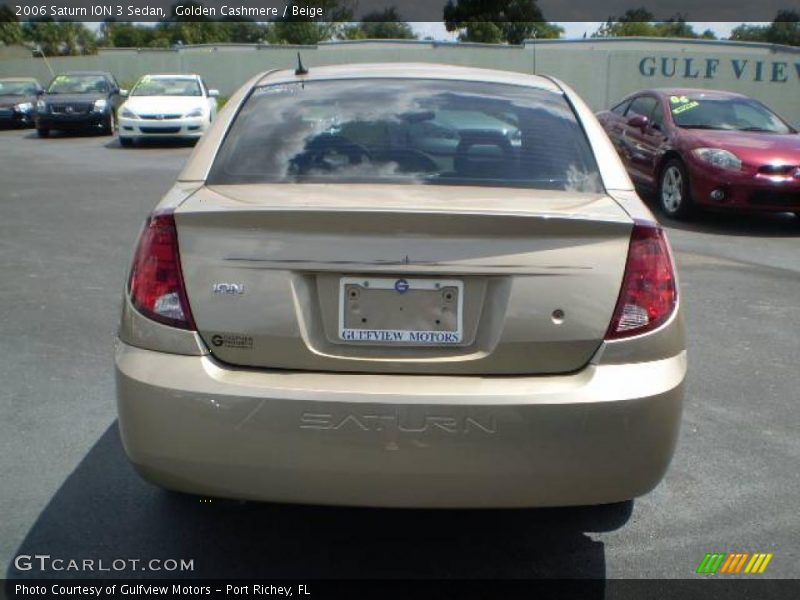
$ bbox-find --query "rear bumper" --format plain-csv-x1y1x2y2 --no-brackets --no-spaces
115,341,685,508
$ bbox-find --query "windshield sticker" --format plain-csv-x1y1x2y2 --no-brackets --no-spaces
670,96,700,115
254,84,301,97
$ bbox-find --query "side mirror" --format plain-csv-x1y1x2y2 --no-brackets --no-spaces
119,89,129,97
208,89,220,98
627,114,649,131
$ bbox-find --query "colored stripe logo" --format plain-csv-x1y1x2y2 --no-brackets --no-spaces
696,552,773,574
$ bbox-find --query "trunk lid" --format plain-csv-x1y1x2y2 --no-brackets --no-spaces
174,184,633,375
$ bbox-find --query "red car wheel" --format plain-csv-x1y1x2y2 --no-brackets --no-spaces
659,159,694,219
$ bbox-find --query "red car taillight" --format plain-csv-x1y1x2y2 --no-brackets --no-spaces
606,220,677,340
128,209,196,330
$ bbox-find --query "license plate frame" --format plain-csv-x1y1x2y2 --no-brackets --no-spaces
338,277,464,345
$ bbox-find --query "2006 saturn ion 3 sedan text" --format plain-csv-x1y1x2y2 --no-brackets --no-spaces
115,64,686,508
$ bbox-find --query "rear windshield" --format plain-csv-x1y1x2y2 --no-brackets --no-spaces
208,79,603,192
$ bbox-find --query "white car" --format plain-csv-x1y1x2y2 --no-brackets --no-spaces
118,74,218,146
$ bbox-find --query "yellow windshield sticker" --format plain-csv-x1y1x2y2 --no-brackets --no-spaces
670,96,700,114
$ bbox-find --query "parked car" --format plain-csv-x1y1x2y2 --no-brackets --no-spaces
35,71,125,137
118,74,219,146
116,64,685,508
597,88,800,219
0,78,43,128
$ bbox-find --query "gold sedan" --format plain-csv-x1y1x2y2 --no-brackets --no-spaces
115,64,685,508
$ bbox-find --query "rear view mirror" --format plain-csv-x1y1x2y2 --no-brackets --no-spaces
627,114,649,130
119,89,129,97
208,89,220,98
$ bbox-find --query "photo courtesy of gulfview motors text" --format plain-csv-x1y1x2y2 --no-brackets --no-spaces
1,0,799,597
13,584,308,596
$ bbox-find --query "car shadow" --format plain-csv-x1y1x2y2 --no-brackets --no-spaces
659,210,800,238
639,190,800,238
22,130,111,140
0,124,34,132
105,138,198,150
7,424,630,583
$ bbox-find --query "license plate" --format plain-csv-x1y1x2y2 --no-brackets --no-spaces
339,277,463,345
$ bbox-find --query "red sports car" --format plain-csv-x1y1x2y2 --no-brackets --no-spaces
597,88,800,219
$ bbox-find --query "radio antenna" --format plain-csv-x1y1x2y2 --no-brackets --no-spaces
295,52,309,76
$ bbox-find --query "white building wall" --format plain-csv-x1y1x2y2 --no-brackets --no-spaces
2,38,798,124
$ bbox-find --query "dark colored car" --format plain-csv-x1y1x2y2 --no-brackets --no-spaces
0,78,43,128
35,71,126,137
597,88,800,219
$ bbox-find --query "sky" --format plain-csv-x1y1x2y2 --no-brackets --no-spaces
411,21,751,40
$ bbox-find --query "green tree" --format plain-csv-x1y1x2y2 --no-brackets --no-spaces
270,20,328,44
100,8,270,48
271,0,354,44
1,5,24,45
526,21,563,40
455,21,504,43
730,23,769,42
766,10,800,46
342,7,417,40
593,9,716,39
731,11,800,46
443,0,562,45
654,16,695,38
594,7,655,37
23,20,97,55
157,2,229,45
100,21,170,48
219,19,270,44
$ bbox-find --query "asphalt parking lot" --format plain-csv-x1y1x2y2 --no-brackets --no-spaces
1,127,798,580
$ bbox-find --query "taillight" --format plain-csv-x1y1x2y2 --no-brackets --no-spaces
606,220,677,340
128,209,196,330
